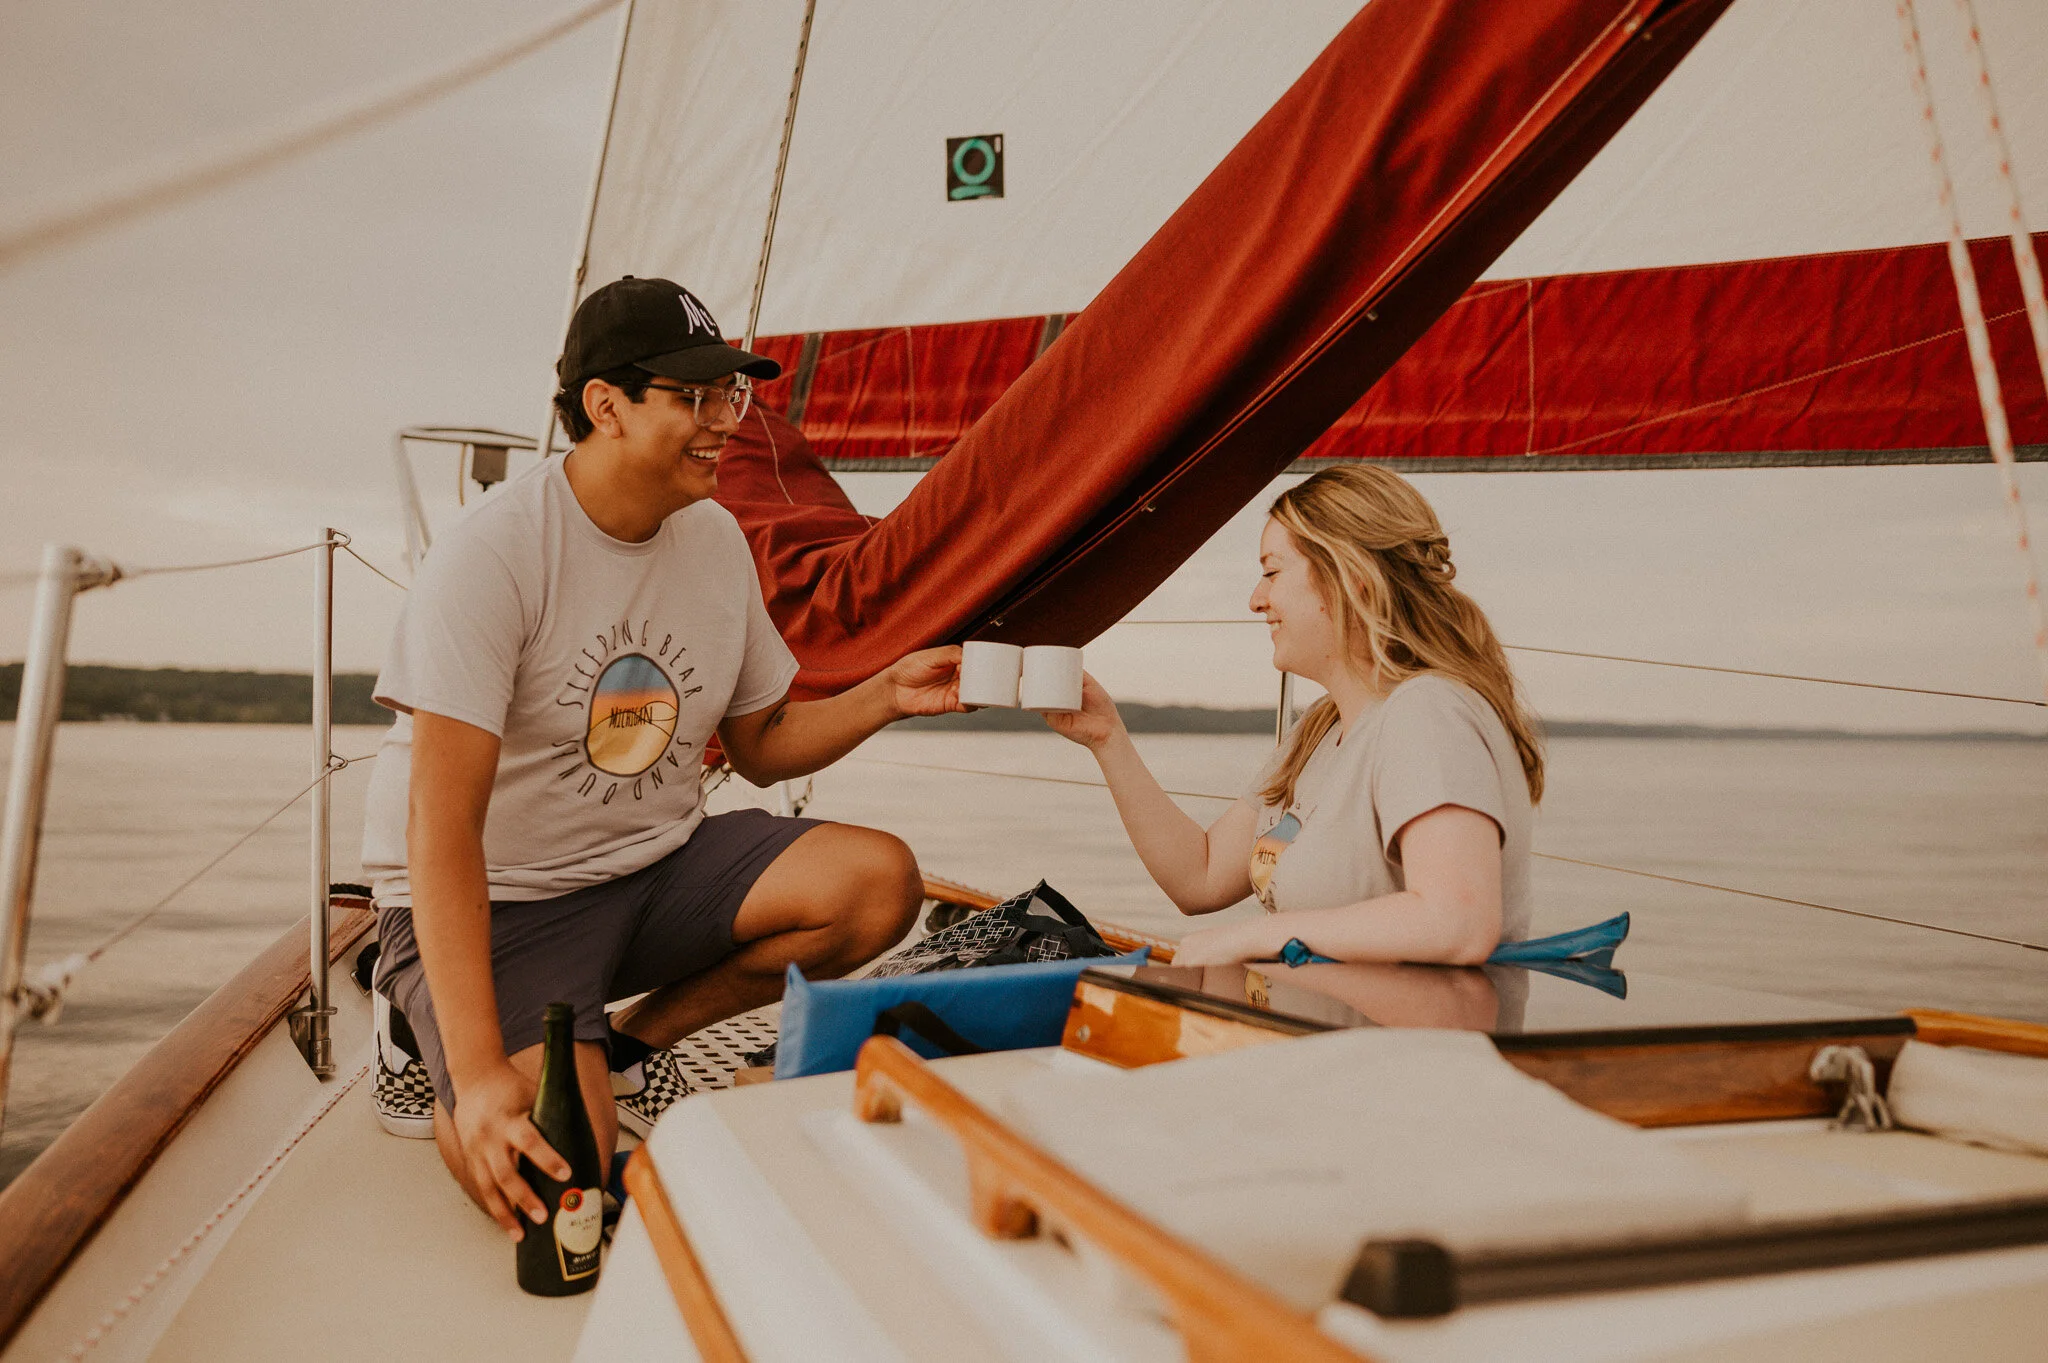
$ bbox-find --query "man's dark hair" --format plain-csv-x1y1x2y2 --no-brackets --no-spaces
554,365,654,443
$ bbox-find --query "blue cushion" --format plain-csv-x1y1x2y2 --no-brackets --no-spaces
774,949,1149,1079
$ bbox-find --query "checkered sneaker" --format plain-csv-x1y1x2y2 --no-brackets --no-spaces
373,991,436,1139
612,1045,696,1139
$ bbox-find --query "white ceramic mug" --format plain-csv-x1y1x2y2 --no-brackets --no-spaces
958,641,1024,708
1020,645,1085,712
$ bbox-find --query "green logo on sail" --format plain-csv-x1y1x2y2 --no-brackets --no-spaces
946,134,1003,201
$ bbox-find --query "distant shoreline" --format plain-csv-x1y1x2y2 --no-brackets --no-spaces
2,664,2039,740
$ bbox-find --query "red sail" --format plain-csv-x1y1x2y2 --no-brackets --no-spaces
717,0,1736,697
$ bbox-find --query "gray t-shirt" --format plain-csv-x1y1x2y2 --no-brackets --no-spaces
1246,673,1533,942
361,456,799,907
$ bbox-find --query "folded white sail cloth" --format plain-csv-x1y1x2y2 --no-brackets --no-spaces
1889,1040,2048,1158
1000,1029,1749,1311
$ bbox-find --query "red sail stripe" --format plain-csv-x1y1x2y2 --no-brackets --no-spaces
750,234,2048,469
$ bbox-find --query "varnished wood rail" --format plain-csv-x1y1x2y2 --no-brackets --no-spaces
623,1148,750,1363
1904,1009,2048,1060
1061,968,1929,1127
853,1035,1367,1363
0,900,375,1349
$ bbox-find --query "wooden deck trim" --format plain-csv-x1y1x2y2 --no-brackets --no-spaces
0,901,374,1350
621,1148,750,1363
919,875,1002,912
1060,969,1917,1127
854,1035,1368,1363
1904,1009,2048,1059
919,875,1178,963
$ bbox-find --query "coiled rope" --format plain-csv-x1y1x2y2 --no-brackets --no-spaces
846,756,2048,955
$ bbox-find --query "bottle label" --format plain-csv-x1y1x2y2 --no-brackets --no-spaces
554,1187,603,1280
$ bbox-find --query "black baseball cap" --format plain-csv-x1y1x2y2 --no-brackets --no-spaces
556,277,782,389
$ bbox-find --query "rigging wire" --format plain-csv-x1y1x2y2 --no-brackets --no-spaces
741,0,818,352
1531,851,2047,955
1950,0,2048,458
1114,619,2047,708
845,756,2048,955
341,543,409,592
0,0,627,273
1897,0,2048,703
11,754,379,1022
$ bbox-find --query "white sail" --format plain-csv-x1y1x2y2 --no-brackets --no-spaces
582,0,2046,332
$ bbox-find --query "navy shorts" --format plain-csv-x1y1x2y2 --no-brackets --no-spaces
375,808,820,1108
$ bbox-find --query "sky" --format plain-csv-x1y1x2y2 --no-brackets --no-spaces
3,0,2047,735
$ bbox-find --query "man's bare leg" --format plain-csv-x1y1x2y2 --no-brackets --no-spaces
610,822,921,1049
435,1038,619,1219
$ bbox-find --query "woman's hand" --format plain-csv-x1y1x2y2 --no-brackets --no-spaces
451,1060,573,1240
885,645,963,719
1171,918,1271,967
1042,671,1124,750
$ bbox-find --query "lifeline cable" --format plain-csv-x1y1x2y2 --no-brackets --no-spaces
1897,0,2048,703
845,756,2048,955
11,754,379,1023
0,0,625,273
116,541,325,580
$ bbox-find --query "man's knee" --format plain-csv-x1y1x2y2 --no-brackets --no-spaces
834,827,921,959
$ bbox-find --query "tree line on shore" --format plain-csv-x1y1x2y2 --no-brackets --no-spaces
0,664,2038,739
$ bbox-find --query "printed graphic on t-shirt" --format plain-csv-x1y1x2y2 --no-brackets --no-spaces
587,654,678,775
1250,811,1302,912
551,618,706,803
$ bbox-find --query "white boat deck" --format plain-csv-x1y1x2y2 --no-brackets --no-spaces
13,989,2048,1363
4,983,592,1363
591,1048,2048,1363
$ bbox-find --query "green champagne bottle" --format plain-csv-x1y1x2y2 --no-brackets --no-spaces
516,1003,606,1296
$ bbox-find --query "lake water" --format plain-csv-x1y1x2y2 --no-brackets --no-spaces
1,721,2044,1186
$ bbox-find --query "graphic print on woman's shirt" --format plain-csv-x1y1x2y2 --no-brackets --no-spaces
1250,811,1303,911
549,618,710,804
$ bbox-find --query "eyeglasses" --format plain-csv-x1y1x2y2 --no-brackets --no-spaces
643,378,752,425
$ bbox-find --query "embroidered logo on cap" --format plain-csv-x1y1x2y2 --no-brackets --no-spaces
677,291,719,337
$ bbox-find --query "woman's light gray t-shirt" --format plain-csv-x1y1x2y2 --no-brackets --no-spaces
1246,674,1533,942
361,456,799,907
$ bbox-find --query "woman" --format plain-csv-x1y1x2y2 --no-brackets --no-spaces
1047,465,1542,967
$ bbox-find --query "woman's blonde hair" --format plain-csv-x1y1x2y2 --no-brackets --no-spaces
1258,465,1544,809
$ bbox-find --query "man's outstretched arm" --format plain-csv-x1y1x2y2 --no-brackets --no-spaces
717,645,962,786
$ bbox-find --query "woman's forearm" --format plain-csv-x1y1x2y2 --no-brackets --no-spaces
1092,729,1246,914
1255,890,1500,966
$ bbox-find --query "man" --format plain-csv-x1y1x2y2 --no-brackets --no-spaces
360,276,960,1239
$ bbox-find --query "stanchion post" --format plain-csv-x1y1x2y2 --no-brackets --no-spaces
0,545,105,1133
292,529,337,1079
